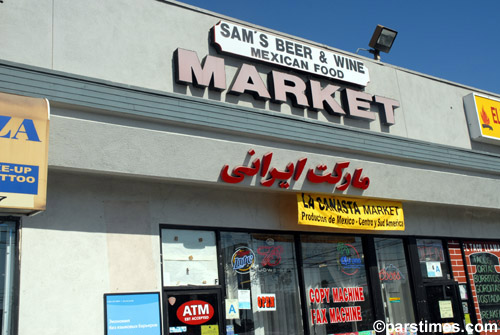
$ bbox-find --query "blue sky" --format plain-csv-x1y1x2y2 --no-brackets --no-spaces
178,0,499,95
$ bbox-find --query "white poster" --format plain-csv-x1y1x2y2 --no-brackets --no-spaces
238,290,251,310
426,261,443,278
213,21,370,87
225,299,239,319
439,300,454,318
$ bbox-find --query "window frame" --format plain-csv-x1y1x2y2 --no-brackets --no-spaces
159,224,427,335
0,217,19,335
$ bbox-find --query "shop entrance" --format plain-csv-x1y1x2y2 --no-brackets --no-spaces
164,289,222,335
423,281,464,334
408,238,467,334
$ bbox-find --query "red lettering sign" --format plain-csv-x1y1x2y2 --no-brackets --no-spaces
221,149,370,191
257,296,275,308
257,246,283,267
308,288,331,304
176,300,214,325
256,294,276,311
379,263,405,282
492,107,500,124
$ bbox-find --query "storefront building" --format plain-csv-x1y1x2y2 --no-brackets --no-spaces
1,1,500,334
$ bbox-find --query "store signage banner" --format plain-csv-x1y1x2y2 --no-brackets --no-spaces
176,48,399,125
220,149,370,191
213,21,370,87
463,241,500,330
105,292,161,335
0,92,50,213
297,193,404,231
464,93,500,144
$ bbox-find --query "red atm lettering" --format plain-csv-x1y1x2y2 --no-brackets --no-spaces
183,304,209,316
176,300,214,325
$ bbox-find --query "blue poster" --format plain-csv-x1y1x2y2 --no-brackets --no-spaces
0,162,39,194
105,292,161,335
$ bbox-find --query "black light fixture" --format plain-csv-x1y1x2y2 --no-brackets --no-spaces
368,25,398,61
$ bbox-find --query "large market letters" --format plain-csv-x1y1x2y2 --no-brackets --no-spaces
268,70,309,108
174,48,400,126
307,81,345,115
229,64,271,100
342,89,375,121
175,48,226,90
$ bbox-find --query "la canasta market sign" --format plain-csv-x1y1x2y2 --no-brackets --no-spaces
297,193,404,231
213,20,370,87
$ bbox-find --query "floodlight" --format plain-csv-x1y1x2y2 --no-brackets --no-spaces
368,25,398,61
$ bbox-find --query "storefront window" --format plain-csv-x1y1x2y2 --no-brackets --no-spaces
417,239,450,280
0,222,16,335
221,232,304,335
161,229,218,286
301,235,374,335
374,238,415,325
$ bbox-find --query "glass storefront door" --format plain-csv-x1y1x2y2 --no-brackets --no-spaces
424,282,464,334
410,238,465,334
301,235,375,335
220,232,304,335
374,238,416,327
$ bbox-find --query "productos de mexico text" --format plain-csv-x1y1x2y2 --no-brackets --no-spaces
301,194,401,215
300,212,404,228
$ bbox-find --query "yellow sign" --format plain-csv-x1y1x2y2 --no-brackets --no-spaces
439,300,454,319
464,313,471,325
297,193,404,231
201,325,218,335
464,93,500,143
0,92,50,214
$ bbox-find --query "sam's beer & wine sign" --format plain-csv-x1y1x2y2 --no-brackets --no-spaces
175,21,401,127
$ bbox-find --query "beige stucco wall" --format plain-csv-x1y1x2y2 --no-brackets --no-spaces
1,0,499,152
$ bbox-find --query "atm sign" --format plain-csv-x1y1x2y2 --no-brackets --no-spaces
176,300,214,325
